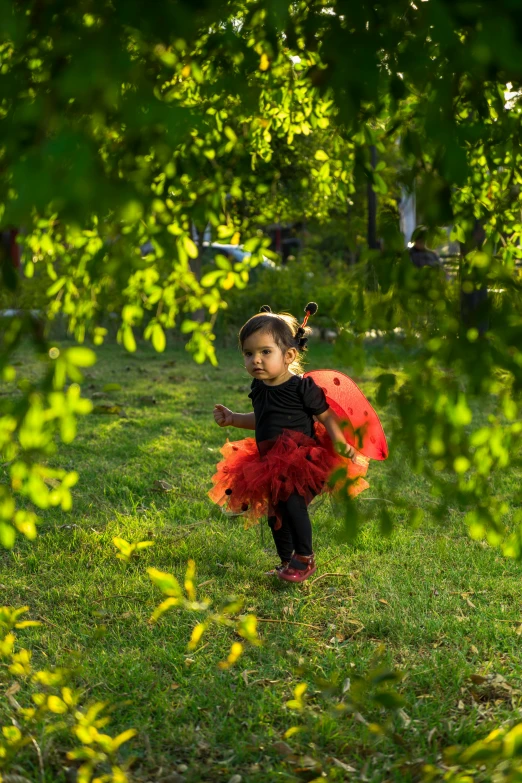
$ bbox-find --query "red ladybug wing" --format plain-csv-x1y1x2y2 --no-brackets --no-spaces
304,369,388,460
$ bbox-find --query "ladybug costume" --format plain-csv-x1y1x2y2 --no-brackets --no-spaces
208,303,388,581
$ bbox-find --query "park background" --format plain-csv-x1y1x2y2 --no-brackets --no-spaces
1,2,522,782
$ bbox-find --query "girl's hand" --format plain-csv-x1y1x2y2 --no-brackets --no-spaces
351,451,370,468
341,442,369,468
213,404,234,427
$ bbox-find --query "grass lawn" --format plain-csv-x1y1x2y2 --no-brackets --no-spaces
2,338,522,783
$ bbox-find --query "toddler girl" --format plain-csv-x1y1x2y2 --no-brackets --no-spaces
209,303,386,582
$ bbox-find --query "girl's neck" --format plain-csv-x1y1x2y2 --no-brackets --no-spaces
262,369,295,387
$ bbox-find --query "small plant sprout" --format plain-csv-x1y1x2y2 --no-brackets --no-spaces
148,559,260,668
112,536,154,563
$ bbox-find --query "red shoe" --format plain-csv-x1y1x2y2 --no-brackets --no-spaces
265,560,291,576
277,554,317,583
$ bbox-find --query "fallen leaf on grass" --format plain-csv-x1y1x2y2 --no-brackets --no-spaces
466,673,519,706
6,682,22,709
378,598,390,606
240,670,257,686
171,683,180,690
294,755,321,771
470,674,487,685
272,741,294,757
330,758,356,773
151,479,173,492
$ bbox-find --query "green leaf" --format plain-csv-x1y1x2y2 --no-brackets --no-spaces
152,323,166,353
224,126,237,143
215,254,231,271
0,522,16,548
201,270,225,287
183,236,199,259
65,348,97,368
147,567,183,597
372,173,388,194
122,327,137,353
47,277,66,297
450,225,466,244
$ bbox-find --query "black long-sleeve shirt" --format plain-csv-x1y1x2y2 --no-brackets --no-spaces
248,374,329,449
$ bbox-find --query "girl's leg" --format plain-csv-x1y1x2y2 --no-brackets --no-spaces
267,515,294,563
276,493,316,583
278,493,313,556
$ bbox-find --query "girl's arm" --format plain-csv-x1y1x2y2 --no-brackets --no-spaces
316,408,368,467
232,412,256,430
213,404,255,430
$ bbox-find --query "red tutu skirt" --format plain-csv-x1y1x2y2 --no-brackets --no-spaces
208,422,370,528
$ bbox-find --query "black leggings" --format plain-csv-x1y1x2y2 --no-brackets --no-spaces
268,493,313,560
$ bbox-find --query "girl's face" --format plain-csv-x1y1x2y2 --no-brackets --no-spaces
242,330,296,385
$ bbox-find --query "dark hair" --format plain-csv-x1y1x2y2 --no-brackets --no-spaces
238,309,313,374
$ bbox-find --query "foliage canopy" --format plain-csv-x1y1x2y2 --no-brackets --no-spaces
1,0,522,557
